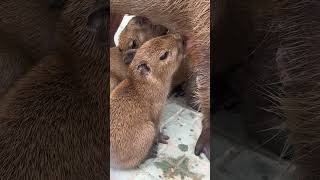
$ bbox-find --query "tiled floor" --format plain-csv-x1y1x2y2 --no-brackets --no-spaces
110,97,210,180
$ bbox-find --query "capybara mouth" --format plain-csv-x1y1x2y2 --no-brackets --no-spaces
182,35,187,49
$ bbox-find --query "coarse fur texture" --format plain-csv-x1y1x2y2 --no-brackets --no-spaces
273,1,320,178
110,47,131,92
110,0,210,158
0,0,61,60
117,16,190,94
0,32,35,99
0,0,109,179
110,33,185,169
216,0,320,178
118,16,168,55
0,0,62,99
110,16,168,92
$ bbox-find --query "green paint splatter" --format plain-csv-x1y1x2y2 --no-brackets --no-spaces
178,144,189,152
154,155,204,180
154,161,171,174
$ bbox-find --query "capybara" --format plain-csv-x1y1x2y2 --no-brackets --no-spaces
110,33,185,169
0,0,109,179
215,0,320,179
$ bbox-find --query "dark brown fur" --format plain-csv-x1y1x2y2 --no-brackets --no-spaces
0,33,35,99
0,0,108,179
110,33,185,169
216,0,320,178
0,1,62,99
110,1,210,158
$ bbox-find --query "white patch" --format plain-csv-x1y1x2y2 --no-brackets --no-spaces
114,14,135,46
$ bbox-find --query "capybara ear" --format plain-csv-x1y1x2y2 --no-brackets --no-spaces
86,3,107,47
86,5,107,32
133,16,149,26
137,63,151,76
48,0,65,9
123,49,137,64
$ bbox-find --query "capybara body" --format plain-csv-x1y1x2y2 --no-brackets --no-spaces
0,33,35,99
110,47,130,92
110,33,185,169
0,1,108,179
0,0,61,99
216,0,320,178
111,1,210,158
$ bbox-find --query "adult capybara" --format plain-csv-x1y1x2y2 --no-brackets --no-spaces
0,0,109,179
110,0,211,159
215,0,320,179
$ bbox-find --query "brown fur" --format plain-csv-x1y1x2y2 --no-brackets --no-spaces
110,16,167,92
0,33,35,99
111,0,210,158
0,1,62,99
216,0,320,178
0,0,61,60
0,1,108,179
110,33,185,169
118,16,168,53
110,47,129,92
113,16,190,93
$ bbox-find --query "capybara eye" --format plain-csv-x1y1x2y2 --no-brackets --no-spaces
159,51,169,60
131,40,138,49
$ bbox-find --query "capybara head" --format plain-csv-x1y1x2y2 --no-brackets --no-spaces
118,16,168,54
129,33,186,83
58,0,107,60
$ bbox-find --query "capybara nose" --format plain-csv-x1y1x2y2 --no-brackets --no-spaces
172,33,182,40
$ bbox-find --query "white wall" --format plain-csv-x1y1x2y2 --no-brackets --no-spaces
113,15,135,46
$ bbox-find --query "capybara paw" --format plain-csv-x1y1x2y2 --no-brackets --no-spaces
158,133,170,144
195,130,210,159
195,140,210,159
147,144,158,159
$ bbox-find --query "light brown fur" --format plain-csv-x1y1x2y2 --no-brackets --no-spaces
110,33,185,169
111,0,210,158
118,16,168,54
110,16,167,92
112,16,190,92
110,47,129,92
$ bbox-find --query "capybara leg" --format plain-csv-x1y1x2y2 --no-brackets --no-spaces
146,143,158,159
195,124,210,159
157,132,169,144
195,65,210,159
